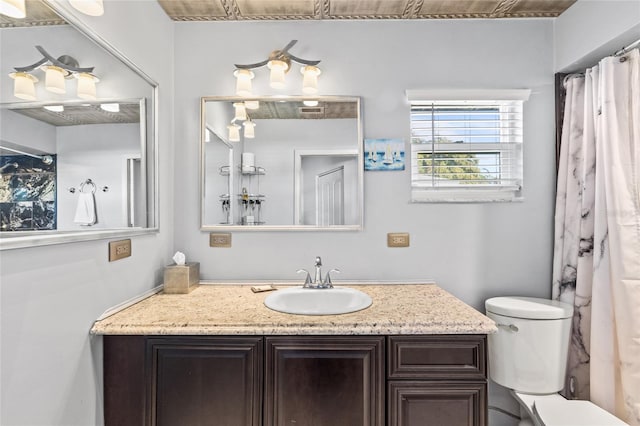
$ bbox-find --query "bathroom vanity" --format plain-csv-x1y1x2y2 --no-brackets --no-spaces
92,283,496,426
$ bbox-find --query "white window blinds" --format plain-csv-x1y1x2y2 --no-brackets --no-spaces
407,90,530,202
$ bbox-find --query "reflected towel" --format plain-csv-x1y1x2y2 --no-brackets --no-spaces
73,192,97,226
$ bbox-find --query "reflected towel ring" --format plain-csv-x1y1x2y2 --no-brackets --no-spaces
80,179,96,194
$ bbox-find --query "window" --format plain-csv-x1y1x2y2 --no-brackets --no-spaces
407,90,530,202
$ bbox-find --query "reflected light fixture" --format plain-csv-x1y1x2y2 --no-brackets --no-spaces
244,100,259,110
0,0,25,18
243,120,256,139
233,102,247,121
303,100,319,107
234,40,321,95
8,45,97,101
44,105,64,112
68,0,104,16
100,103,119,112
227,122,241,142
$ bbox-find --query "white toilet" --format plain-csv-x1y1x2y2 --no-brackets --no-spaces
485,296,628,426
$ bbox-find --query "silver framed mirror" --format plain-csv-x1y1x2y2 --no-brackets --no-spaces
201,96,363,231
0,0,158,249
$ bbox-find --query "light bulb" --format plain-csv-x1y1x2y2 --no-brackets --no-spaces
76,72,99,100
301,65,321,95
234,69,254,97
243,121,255,139
44,66,66,94
268,59,288,89
9,72,38,101
0,0,25,18
69,0,104,16
227,123,241,142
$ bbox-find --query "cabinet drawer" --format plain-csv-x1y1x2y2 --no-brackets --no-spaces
387,335,486,379
387,381,487,426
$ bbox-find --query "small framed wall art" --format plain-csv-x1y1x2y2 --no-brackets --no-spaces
364,138,405,171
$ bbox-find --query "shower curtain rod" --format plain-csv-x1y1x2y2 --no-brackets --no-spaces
563,37,640,88
0,143,53,164
614,37,640,57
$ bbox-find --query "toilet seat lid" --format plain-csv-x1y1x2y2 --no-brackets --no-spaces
532,399,628,425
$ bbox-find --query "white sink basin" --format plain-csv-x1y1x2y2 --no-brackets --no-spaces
264,287,372,315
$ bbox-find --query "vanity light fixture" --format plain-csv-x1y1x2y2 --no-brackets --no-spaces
0,0,25,18
234,40,321,95
8,46,98,101
234,69,254,96
68,0,104,16
9,72,37,100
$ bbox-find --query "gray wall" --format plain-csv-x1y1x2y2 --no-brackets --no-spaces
554,0,640,72
1,1,638,425
174,19,557,311
0,1,175,425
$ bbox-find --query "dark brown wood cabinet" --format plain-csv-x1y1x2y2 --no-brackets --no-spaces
264,336,384,426
103,334,486,426
387,336,487,426
147,337,263,426
104,336,262,426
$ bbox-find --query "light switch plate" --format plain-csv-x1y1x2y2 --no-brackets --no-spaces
210,232,232,247
387,233,410,247
109,239,131,261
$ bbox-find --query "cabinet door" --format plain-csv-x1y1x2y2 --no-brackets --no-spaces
388,381,487,426
147,337,262,426
265,336,384,426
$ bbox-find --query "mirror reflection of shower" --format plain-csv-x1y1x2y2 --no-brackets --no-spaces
0,141,57,231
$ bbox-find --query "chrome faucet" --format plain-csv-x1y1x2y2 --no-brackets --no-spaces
297,256,340,289
313,256,323,285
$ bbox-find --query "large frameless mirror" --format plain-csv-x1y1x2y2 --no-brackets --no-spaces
0,0,158,249
201,96,363,231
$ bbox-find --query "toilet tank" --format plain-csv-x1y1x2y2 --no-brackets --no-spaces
485,297,573,394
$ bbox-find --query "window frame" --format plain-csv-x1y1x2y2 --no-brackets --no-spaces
407,89,530,203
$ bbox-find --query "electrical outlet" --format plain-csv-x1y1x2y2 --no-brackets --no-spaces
210,232,232,248
387,233,410,248
109,239,131,261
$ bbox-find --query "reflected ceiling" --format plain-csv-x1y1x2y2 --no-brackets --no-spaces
9,102,141,126
0,0,65,27
158,0,576,21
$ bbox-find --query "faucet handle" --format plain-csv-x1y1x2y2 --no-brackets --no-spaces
323,268,340,288
297,269,313,287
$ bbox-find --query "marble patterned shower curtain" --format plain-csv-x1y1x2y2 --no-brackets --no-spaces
553,48,640,425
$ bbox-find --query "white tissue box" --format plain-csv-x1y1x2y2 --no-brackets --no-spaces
164,262,199,294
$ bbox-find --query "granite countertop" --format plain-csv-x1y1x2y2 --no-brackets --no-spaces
91,283,496,335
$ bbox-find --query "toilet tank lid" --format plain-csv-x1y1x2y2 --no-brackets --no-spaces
485,297,573,319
